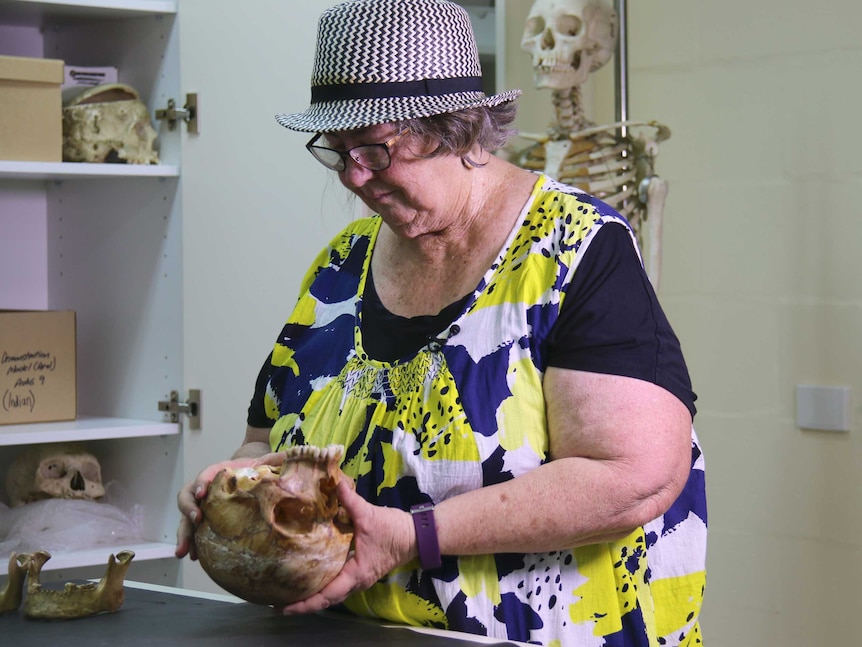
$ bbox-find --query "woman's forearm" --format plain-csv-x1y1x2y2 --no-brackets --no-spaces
434,455,675,556
231,441,272,459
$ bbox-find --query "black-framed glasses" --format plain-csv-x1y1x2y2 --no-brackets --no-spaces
305,128,409,172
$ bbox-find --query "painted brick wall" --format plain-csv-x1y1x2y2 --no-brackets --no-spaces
584,1,862,643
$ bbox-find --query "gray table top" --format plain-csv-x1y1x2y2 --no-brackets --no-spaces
0,581,521,646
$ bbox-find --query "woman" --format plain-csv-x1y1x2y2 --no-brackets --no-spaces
176,1,707,645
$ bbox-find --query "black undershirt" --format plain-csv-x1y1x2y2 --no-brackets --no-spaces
247,223,696,426
361,270,470,363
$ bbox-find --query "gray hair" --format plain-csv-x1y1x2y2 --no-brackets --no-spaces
403,102,519,165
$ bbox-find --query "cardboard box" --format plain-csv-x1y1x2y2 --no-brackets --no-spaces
0,310,77,425
0,55,64,162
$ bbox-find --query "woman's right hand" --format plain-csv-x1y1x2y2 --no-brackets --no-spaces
174,442,282,560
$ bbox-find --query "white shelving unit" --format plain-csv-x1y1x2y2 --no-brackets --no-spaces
0,0,525,593
0,0,184,585
0,416,177,446
0,160,179,180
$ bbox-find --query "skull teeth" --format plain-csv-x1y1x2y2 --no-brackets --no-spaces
284,444,344,464
538,63,575,74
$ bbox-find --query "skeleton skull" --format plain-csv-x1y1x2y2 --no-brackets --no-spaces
5,443,105,508
62,83,160,164
194,444,354,606
522,0,618,90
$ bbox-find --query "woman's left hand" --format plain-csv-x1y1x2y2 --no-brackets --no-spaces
276,479,417,615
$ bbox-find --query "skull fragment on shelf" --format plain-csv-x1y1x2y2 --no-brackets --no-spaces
62,83,160,164
5,442,105,508
194,444,354,606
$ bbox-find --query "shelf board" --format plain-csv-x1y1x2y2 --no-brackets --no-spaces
0,416,178,446
0,0,177,26
0,160,179,181
0,541,175,576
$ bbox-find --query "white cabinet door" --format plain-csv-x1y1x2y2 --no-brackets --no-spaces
0,0,518,593
175,0,354,592
175,0,529,594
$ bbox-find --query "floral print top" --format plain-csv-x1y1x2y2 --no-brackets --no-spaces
262,175,707,646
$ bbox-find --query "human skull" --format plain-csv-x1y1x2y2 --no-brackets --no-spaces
521,0,618,90
5,443,105,508
62,83,160,164
194,444,354,606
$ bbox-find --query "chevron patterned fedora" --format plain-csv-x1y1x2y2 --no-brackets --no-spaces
275,0,521,133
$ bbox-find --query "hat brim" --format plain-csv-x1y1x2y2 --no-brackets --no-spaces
275,89,522,133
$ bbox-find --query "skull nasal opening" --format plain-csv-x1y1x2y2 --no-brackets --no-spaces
70,470,85,491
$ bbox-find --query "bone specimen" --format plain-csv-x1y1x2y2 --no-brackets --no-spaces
5,443,106,508
0,552,28,614
519,0,670,286
194,444,354,606
62,83,159,164
21,550,135,620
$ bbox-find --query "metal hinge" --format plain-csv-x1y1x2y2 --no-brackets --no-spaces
155,93,199,134
158,389,201,429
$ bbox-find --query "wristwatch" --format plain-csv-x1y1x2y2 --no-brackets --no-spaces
410,502,442,570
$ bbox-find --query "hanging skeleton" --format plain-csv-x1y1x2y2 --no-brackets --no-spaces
518,0,670,287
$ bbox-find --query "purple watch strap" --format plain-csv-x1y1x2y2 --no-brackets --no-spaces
410,502,442,570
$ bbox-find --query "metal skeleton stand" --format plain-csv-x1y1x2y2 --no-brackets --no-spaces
613,0,668,288
614,0,629,135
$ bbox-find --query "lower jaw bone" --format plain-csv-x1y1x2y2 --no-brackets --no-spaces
0,553,28,614
22,549,135,620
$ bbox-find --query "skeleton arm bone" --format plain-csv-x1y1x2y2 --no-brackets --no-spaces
574,120,671,143
643,175,668,289
516,120,670,145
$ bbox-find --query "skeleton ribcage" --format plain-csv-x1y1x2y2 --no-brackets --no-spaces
519,131,651,245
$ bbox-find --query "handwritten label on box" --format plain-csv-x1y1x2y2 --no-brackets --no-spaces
0,311,76,425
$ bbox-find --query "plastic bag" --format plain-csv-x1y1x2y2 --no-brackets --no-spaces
0,480,143,555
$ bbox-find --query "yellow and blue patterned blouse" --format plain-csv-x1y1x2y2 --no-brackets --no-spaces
261,176,707,646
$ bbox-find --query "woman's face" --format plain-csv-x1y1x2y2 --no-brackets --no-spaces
323,124,472,239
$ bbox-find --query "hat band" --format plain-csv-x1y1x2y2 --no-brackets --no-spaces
311,76,484,103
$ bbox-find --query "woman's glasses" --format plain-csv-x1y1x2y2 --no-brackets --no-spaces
306,129,409,172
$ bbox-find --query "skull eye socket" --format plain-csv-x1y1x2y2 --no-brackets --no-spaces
273,499,315,533
39,460,67,480
79,463,101,481
38,457,101,481
555,14,583,37
523,16,546,38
